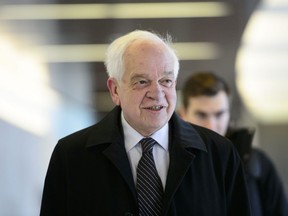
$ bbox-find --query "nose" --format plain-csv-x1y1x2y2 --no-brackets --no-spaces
146,82,164,100
204,118,218,133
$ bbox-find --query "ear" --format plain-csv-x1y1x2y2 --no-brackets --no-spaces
107,78,121,106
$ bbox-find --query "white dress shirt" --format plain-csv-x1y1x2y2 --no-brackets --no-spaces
121,112,170,189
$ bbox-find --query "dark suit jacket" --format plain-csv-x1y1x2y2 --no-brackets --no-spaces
40,106,251,216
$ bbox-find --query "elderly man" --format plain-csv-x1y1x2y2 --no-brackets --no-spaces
40,30,251,216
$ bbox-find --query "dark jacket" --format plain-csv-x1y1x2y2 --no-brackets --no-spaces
40,106,251,216
227,128,288,216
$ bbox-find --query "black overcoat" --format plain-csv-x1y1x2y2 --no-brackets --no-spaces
40,106,251,216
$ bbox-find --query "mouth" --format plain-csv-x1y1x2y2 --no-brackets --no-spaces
144,105,165,111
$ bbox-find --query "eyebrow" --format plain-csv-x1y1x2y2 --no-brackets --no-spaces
195,110,227,116
130,74,148,81
163,71,175,77
195,110,208,116
130,71,175,80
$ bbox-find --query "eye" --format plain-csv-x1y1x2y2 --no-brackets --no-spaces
215,111,225,119
133,79,150,89
139,80,147,85
160,79,174,87
196,112,207,120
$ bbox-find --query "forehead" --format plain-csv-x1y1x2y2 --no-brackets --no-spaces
126,38,166,54
188,91,230,111
124,39,175,71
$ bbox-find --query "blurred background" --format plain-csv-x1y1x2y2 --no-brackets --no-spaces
0,0,287,215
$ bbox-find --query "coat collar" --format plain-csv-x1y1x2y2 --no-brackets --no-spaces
86,106,124,148
86,106,207,153
169,112,207,152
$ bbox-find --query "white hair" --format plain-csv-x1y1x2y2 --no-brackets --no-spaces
104,30,179,81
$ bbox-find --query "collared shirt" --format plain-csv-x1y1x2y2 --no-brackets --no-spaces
121,112,170,189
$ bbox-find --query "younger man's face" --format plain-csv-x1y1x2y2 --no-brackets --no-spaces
181,91,230,136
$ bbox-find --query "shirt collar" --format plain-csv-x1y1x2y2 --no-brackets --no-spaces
121,111,169,152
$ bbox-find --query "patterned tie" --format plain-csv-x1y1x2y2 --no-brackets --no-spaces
136,137,164,216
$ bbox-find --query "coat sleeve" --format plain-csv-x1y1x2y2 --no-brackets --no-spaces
225,144,252,216
255,149,288,216
40,142,67,216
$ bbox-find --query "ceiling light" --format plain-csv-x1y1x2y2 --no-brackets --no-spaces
0,2,231,20
33,42,221,62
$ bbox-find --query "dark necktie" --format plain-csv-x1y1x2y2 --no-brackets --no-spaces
136,137,164,216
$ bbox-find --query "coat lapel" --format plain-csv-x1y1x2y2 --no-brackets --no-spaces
103,139,138,200
162,114,207,215
86,106,137,200
163,141,196,214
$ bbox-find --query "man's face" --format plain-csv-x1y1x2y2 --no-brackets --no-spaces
107,39,177,137
181,91,230,136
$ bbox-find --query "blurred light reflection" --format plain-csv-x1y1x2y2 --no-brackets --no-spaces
0,29,94,216
0,32,60,136
236,0,288,123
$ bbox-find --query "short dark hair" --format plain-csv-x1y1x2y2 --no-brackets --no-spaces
182,71,230,109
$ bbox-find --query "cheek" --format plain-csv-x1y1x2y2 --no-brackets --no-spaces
185,107,197,121
167,89,177,102
123,91,145,106
223,113,230,122
186,114,199,123
220,116,230,127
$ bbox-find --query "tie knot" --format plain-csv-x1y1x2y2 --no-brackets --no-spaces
140,137,156,153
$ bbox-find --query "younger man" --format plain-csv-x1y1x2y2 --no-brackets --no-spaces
180,71,288,216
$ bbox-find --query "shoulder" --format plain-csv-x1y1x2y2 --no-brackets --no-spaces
57,125,96,149
192,123,235,152
172,112,232,145
56,106,122,151
195,125,240,163
172,113,237,160
251,148,275,165
181,122,244,181
250,148,277,170
194,124,232,145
